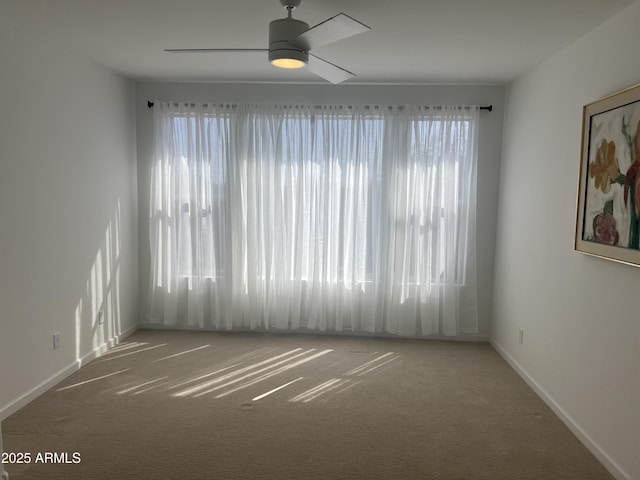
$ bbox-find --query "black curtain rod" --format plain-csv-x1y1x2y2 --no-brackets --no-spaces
147,100,492,111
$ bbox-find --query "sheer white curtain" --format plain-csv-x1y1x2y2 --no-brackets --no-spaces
148,102,478,336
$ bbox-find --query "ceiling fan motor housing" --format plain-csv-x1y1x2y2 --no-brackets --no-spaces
268,17,310,65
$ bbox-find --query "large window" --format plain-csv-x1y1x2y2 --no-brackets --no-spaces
148,103,479,336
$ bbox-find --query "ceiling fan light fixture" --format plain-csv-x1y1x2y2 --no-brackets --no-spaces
268,16,309,70
269,49,308,69
165,0,370,84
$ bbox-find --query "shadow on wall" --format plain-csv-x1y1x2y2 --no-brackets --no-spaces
0,200,128,478
74,199,125,364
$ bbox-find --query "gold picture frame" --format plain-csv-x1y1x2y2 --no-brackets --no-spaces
575,83,640,267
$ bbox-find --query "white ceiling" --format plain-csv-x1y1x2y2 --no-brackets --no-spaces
1,0,635,84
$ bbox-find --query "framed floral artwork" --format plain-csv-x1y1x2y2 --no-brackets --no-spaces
575,83,640,266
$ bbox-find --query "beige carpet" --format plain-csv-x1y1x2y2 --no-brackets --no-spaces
3,330,613,479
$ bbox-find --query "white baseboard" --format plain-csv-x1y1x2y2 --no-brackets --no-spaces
490,339,630,480
0,324,138,421
138,322,489,342
76,324,139,368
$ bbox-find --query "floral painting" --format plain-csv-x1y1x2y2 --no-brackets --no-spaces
576,84,640,266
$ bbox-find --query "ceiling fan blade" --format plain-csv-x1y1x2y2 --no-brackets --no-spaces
165,48,268,53
307,54,355,84
295,13,370,51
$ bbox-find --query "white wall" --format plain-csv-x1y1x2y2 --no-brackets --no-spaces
492,2,640,479
0,19,139,417
135,82,505,338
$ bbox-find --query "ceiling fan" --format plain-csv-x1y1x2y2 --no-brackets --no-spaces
165,0,371,84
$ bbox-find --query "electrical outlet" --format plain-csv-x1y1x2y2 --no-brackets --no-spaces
518,329,524,344
98,309,105,325
53,332,60,350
